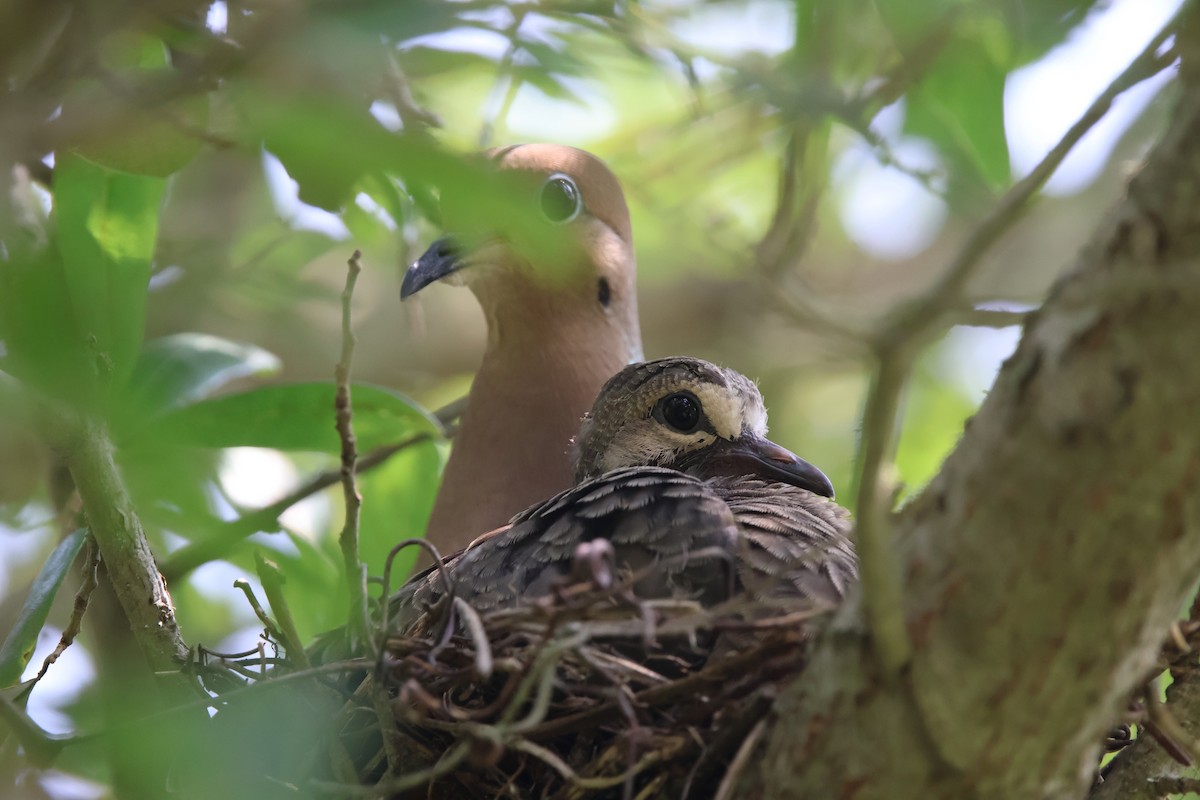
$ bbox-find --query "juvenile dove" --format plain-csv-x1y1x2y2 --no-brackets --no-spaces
402,144,643,557
393,357,856,629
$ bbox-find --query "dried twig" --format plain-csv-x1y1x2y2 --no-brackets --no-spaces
1141,684,1200,766
713,717,768,800
232,579,284,644
30,534,101,685
336,250,370,652
254,552,309,670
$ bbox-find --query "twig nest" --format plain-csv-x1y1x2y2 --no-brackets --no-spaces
329,577,834,798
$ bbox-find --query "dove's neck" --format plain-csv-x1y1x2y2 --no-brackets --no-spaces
421,291,642,558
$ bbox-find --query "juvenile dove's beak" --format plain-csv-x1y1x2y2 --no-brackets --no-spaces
686,434,836,498
401,236,463,299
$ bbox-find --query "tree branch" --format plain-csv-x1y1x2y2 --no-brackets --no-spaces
749,4,1200,797
847,5,1184,681
54,414,190,677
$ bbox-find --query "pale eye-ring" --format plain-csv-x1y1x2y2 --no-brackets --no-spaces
540,173,582,224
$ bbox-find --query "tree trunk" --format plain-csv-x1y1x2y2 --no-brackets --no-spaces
747,13,1200,800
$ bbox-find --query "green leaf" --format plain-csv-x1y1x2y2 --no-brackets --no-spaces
0,530,87,687
905,29,1012,193
1004,0,1103,65
53,152,166,392
258,531,343,640
64,34,209,177
229,228,339,277
119,334,281,426
357,439,445,583
873,0,965,49
70,89,210,178
0,246,95,405
146,382,442,453
895,365,979,495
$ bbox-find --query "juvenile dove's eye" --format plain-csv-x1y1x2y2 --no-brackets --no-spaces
658,392,701,433
540,174,582,223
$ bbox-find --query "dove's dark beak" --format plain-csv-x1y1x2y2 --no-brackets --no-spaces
401,236,464,299
683,433,835,498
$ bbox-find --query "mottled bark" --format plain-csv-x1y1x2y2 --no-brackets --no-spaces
747,14,1200,800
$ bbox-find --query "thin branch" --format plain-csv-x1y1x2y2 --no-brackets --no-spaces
884,19,1180,341
311,741,471,797
30,535,101,686
232,579,284,644
713,718,768,800
159,429,444,582
336,250,370,652
1142,684,1200,765
850,346,915,674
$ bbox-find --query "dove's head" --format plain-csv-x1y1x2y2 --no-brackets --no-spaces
573,357,835,498
401,144,640,356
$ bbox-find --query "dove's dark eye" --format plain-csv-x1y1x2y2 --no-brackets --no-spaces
540,174,582,223
656,392,702,433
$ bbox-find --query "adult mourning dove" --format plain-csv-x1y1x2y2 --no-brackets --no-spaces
402,144,643,557
393,357,856,630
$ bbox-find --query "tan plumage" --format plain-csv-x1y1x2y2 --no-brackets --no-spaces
402,144,642,559
392,357,856,632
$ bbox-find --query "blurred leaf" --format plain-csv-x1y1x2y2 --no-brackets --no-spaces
230,228,340,275
119,333,282,425
341,198,395,247
62,33,209,177
873,0,964,47
70,89,210,178
119,438,223,538
53,152,165,393
0,372,46,507
146,383,442,453
241,91,389,211
319,0,469,44
1004,0,1103,64
0,529,86,687
520,40,589,77
357,439,445,583
397,44,500,79
514,66,585,104
0,244,96,403
258,531,343,640
895,365,979,495
905,31,1011,193
235,83,568,260
358,174,408,234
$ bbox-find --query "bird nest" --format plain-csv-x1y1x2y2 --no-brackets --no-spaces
317,568,831,800
193,549,831,799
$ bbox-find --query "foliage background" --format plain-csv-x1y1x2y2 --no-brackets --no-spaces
0,0,1184,795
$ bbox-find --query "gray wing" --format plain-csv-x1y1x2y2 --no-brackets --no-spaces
391,467,740,633
711,478,858,606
